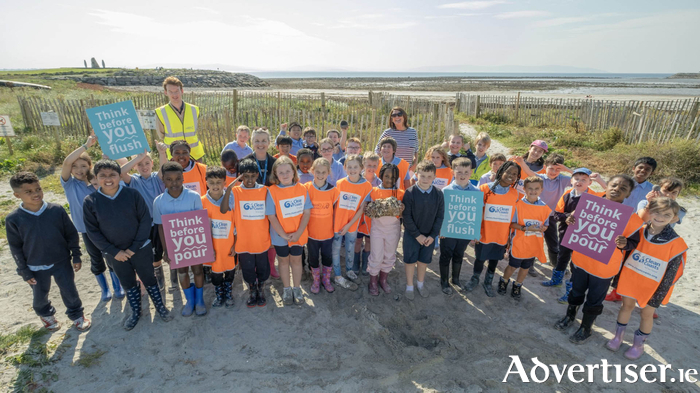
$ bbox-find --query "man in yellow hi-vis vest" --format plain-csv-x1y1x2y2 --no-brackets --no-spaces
155,76,205,161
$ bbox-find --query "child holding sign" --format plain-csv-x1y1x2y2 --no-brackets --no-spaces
333,155,372,289
439,157,480,295
606,198,687,359
366,163,405,296
201,167,237,308
83,160,173,330
554,175,643,344
220,158,272,308
170,140,207,196
61,134,124,302
464,161,520,297
305,158,340,294
497,176,551,299
266,156,312,305
153,162,206,317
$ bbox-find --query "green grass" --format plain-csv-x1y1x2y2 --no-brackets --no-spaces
0,326,49,356
73,349,106,368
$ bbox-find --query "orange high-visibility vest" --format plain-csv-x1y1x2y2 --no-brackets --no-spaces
512,158,546,194
616,227,687,308
510,198,552,263
479,183,519,246
305,182,339,241
571,213,644,279
201,195,236,273
156,102,205,160
268,183,309,247
232,185,270,254
376,157,410,190
334,178,373,233
183,161,207,196
433,167,453,190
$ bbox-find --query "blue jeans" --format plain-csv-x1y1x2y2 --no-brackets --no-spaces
332,232,358,276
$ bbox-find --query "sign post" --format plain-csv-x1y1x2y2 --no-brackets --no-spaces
86,100,151,159
161,210,215,269
136,109,158,149
440,189,484,240
0,115,15,155
40,111,62,149
561,193,633,264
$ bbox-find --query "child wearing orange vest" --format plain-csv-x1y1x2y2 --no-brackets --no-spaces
274,135,298,165
463,161,521,297
332,155,373,290
554,175,644,344
304,158,340,294
376,137,411,190
220,149,239,187
497,176,552,299
169,140,207,196
266,156,312,305
605,197,687,359
366,163,405,296
355,152,382,276
411,145,453,190
221,158,272,308
201,167,237,308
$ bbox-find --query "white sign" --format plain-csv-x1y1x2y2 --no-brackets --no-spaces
40,112,61,126
0,115,14,137
137,110,157,129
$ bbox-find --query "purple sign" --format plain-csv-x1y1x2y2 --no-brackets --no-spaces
162,210,215,269
561,193,633,264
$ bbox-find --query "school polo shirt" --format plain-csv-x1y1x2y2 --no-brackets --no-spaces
623,180,654,211
328,159,347,187
443,182,479,192
221,141,253,160
536,173,572,214
128,172,165,218
61,175,96,233
276,130,305,155
152,188,203,225
265,183,312,246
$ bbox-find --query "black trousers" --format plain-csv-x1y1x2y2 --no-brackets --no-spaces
31,262,83,321
82,233,113,275
543,222,559,255
555,245,573,272
439,238,470,268
106,244,157,290
211,270,235,286
239,251,270,285
473,259,499,275
307,238,333,268
568,265,611,316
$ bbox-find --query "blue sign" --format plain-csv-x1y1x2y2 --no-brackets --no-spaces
86,100,150,160
440,189,483,240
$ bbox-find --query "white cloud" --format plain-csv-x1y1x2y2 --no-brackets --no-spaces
332,14,417,30
495,11,551,19
438,1,508,10
533,16,591,27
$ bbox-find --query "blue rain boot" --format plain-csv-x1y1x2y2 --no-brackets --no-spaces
181,285,196,317
558,280,573,304
541,269,565,287
361,251,370,276
110,271,126,299
123,286,142,331
95,273,112,302
195,286,207,316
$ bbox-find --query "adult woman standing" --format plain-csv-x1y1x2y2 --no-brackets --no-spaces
374,107,419,168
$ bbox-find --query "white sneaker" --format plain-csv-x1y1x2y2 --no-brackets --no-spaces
40,315,61,332
73,316,92,332
346,270,358,281
334,276,359,291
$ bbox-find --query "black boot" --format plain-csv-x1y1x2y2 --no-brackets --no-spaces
451,262,462,288
439,263,450,288
570,312,597,344
204,266,212,284
224,282,235,308
145,284,173,322
441,279,452,295
554,304,579,331
246,282,258,308
497,277,509,295
482,272,496,297
511,282,522,300
212,284,225,308
257,281,267,307
463,274,480,292
123,286,142,331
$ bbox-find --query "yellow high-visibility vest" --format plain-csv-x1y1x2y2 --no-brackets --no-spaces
156,102,205,160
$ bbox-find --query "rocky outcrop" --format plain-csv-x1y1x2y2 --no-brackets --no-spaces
50,68,268,88
667,73,700,79
90,58,100,69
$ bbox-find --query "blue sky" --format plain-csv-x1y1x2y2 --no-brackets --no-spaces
2,0,698,73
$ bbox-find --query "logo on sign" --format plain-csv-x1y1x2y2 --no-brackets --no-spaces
211,219,231,239
626,251,667,282
484,204,513,223
523,219,543,237
184,182,201,195
338,191,361,211
244,202,265,210
280,196,305,218
239,200,265,220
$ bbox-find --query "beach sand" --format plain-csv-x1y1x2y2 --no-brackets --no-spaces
0,135,698,391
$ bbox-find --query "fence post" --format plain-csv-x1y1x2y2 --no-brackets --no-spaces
368,91,373,107
4,136,13,156
232,89,238,126
321,92,326,131
277,92,281,123
475,95,481,118
455,93,461,113
515,92,521,121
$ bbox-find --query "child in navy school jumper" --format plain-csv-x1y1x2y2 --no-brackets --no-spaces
6,172,91,332
402,160,445,300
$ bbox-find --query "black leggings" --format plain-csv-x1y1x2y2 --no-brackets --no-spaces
106,244,156,290
473,259,499,275
211,270,235,286
82,233,113,275
555,245,573,272
307,238,333,268
439,238,470,268
239,251,270,285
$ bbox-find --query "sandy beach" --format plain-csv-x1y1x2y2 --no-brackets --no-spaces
0,125,698,392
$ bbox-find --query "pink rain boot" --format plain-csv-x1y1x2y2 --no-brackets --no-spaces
605,323,627,352
310,267,321,294
321,266,335,293
624,330,648,360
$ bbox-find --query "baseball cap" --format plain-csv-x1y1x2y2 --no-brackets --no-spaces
572,168,592,176
340,120,349,127
530,140,549,152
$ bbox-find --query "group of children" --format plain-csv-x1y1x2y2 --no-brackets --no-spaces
6,120,689,361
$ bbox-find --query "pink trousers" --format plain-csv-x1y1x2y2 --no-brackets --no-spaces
367,216,401,276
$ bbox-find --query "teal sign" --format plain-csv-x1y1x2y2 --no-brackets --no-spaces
86,100,150,160
440,189,483,240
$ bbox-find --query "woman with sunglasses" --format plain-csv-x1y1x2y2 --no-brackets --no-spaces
374,107,419,170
